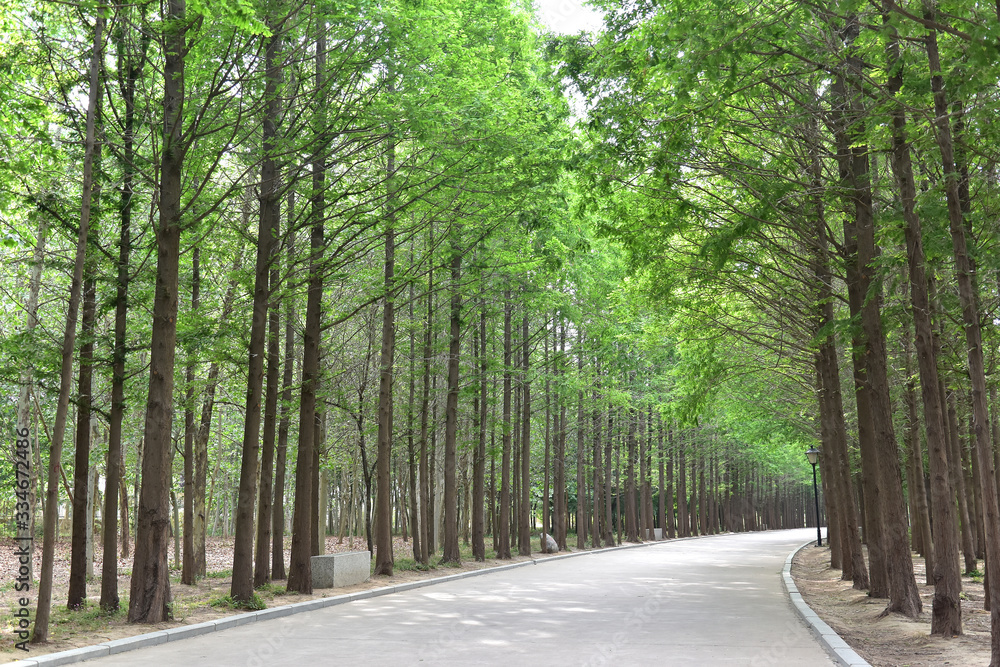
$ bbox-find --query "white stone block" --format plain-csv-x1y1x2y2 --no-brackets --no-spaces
311,551,371,589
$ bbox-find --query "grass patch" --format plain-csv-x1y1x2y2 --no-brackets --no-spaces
209,593,266,611
393,558,432,572
205,569,233,579
254,582,285,598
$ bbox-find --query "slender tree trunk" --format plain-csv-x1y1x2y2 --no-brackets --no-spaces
233,33,285,597
441,228,462,563
832,52,921,615
657,415,665,540
625,398,639,543
129,0,184,621
809,133,869,591
677,434,688,538
519,314,532,556
576,330,586,549
182,245,201,586
16,219,46,595
34,9,104,639
605,409,614,546
592,374,603,549
498,292,513,559
69,275,96,609
408,261,422,562
948,391,977,573
555,317,567,549
418,250,434,565
472,305,488,560
542,329,551,553
666,426,675,539
374,133,398,575
286,29,325,594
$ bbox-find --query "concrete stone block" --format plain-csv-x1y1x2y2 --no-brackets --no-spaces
311,551,371,589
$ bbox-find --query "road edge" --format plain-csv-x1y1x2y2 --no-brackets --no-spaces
782,541,871,667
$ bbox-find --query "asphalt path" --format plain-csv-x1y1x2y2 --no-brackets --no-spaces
84,528,836,666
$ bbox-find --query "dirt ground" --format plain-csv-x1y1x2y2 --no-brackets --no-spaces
0,535,568,664
792,543,992,666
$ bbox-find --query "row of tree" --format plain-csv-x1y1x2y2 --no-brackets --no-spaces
561,0,1000,662
1,0,818,647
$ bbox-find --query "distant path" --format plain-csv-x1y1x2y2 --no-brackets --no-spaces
86,528,835,666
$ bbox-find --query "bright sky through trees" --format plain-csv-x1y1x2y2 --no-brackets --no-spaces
535,0,602,34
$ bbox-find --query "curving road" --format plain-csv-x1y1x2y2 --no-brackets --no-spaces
82,528,835,666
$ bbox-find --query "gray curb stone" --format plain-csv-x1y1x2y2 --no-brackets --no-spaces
783,541,871,667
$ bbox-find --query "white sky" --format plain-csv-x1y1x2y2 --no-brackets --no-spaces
534,0,604,34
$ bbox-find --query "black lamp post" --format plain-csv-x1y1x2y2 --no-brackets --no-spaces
806,447,822,546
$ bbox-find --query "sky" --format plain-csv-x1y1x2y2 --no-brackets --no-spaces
534,0,604,34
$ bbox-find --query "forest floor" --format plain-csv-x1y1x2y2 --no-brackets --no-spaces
793,542,991,666
0,534,572,664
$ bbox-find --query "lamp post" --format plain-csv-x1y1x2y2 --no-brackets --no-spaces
805,447,822,546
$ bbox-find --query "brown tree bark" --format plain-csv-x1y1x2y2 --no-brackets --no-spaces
677,434,688,538
440,230,461,564
408,264,422,562
948,391,977,573
497,293,513,559
128,0,182,622
34,9,104,640
233,38,284,597
472,305,487,560
374,136,398,575
625,398,639,543
576,330,587,549
271,196,296,580
519,313,532,556
69,275,96,609
418,249,434,564
592,373,603,548
555,318,568,549
253,25,285,589
831,50,921,615
286,29,326,594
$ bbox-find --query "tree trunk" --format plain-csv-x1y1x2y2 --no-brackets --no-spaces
129,0,181,622
286,30,325,594
519,313,531,556
832,51,920,615
233,103,283,602
69,275,96,609
418,249,434,565
498,292,513,559
15,219,46,593
625,399,639,543
576,330,586,549
472,305,487,561
592,374,603,548
182,246,201,586
374,136,397,575
441,229,462,563
253,25,284,589
272,195,296,581
34,9,104,640
408,261,422,562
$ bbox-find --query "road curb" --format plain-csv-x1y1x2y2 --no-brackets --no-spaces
783,541,871,667
11,534,693,666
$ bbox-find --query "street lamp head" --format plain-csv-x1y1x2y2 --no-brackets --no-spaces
805,447,820,466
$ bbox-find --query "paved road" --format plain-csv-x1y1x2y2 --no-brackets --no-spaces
87,528,835,666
